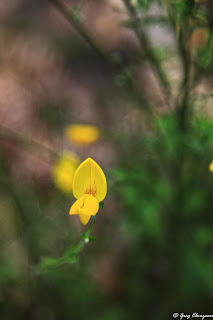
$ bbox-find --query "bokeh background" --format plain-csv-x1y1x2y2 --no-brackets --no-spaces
0,0,213,319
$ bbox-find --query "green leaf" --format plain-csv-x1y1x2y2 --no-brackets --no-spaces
82,232,96,242
88,236,96,242
40,257,59,269
99,202,104,209
81,232,87,239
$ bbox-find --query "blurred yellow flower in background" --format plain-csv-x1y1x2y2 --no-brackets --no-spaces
70,158,107,225
65,124,100,145
209,161,213,172
52,152,80,194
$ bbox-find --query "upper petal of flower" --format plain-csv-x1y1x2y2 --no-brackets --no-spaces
73,158,107,202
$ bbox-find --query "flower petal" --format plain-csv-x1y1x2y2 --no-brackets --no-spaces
82,195,99,215
209,161,213,172
73,158,107,202
52,152,80,194
69,194,87,215
79,213,91,225
69,194,99,216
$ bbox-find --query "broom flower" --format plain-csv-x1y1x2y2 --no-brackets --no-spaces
209,160,213,172
69,158,107,225
52,152,80,194
65,124,100,146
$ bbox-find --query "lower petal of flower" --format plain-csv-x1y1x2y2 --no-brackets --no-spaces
69,194,87,215
82,194,99,216
69,194,99,216
79,213,91,225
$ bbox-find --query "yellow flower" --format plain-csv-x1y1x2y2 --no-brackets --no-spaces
52,152,80,194
65,124,100,145
69,158,107,225
209,161,213,172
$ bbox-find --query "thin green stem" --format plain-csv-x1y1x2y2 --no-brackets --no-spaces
39,213,99,270
48,0,161,112
85,214,98,237
175,27,192,133
122,0,172,110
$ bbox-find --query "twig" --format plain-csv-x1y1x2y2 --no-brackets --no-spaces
176,28,192,132
48,0,158,111
48,0,174,148
122,0,172,110
49,0,107,60
39,212,99,270
0,124,57,160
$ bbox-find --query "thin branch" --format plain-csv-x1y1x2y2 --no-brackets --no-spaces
48,0,174,147
39,213,99,270
122,0,172,110
176,28,192,132
49,0,107,60
0,124,57,160
48,0,158,112
164,1,194,132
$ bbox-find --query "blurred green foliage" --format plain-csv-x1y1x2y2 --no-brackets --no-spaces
1,115,213,319
112,115,213,316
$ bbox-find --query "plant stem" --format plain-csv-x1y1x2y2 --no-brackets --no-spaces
86,214,98,237
48,0,158,111
122,0,172,110
0,124,57,160
58,214,98,266
50,0,107,60
175,28,192,133
48,0,173,148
